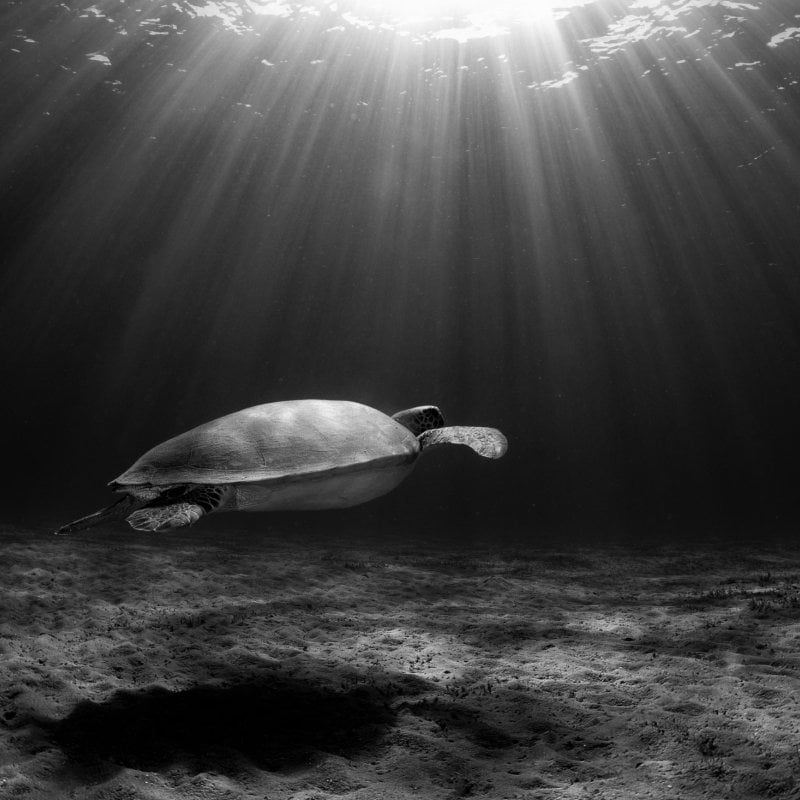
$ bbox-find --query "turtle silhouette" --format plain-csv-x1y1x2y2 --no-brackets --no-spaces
57,399,507,533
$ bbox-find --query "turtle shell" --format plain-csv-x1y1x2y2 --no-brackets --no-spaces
111,399,420,487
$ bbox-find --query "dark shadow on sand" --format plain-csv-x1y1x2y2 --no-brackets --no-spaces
43,674,396,781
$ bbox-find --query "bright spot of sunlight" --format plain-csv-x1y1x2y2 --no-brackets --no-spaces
338,0,592,39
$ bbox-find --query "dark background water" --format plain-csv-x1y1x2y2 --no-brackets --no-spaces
1,0,799,539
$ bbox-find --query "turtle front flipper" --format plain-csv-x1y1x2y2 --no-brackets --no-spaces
127,502,206,531
126,485,231,532
418,426,508,459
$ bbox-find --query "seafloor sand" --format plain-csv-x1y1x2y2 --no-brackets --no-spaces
2,523,800,799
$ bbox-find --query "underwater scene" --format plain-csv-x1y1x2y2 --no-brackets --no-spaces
2,0,800,797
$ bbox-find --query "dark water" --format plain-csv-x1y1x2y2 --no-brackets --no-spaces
1,0,799,539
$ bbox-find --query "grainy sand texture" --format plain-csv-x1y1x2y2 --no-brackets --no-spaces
2,523,800,799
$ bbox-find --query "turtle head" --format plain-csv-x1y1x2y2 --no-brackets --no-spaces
391,405,445,436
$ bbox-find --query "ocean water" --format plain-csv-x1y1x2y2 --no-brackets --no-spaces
1,0,799,540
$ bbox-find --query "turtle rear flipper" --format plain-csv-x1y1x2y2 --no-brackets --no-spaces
126,485,230,532
418,426,507,459
55,491,158,535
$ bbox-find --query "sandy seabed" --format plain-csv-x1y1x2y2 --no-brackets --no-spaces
2,522,800,800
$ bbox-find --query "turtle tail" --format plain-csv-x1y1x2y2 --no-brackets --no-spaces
55,494,153,535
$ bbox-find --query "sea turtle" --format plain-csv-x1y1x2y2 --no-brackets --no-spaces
57,399,507,534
